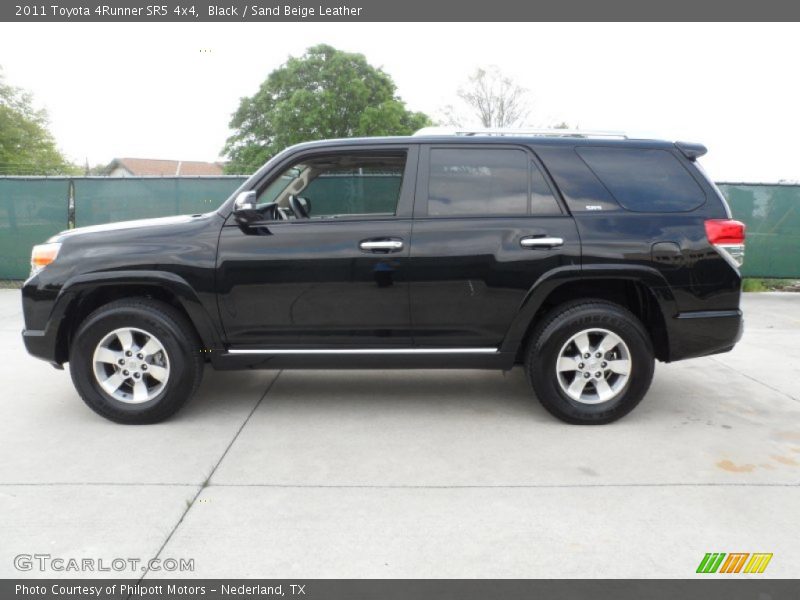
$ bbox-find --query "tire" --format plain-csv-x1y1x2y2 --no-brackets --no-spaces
525,300,654,425
69,298,204,424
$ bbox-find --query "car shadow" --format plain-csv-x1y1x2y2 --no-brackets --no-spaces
186,366,549,421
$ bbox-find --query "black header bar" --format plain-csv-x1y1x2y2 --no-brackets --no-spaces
4,0,800,21
3,579,800,600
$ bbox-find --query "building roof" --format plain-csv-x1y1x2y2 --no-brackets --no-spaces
107,158,226,176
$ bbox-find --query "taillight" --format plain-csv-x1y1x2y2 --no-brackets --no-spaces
705,219,745,268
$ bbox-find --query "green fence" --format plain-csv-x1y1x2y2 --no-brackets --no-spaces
1,177,798,280
305,174,402,216
0,177,245,279
73,178,245,227
718,183,800,278
0,178,73,280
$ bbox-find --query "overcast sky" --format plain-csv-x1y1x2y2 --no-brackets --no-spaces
0,22,797,182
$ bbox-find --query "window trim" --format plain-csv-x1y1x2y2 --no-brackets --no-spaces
415,144,565,219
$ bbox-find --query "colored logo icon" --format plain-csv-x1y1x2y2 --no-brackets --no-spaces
696,553,773,574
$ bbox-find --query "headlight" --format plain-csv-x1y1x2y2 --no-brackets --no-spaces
30,243,62,276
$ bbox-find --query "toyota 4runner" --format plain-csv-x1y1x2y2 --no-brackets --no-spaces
21,128,745,424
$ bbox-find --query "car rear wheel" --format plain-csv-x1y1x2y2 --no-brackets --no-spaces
69,298,203,424
525,300,654,424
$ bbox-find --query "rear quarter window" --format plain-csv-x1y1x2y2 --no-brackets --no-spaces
576,147,706,212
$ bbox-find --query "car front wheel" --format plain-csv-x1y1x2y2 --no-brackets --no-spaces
69,298,203,424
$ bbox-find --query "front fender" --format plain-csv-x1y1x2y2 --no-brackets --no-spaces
52,270,222,359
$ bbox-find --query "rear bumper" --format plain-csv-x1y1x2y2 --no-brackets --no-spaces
667,309,743,362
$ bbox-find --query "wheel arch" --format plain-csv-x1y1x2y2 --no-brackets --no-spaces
502,265,677,363
52,271,220,364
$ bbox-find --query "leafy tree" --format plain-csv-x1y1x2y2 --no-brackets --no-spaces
0,67,75,175
222,44,431,173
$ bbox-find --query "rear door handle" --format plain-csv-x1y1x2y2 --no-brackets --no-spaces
359,239,404,253
520,236,564,248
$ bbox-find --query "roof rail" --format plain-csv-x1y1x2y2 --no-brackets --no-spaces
413,126,628,139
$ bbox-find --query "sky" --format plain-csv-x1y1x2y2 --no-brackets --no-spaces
0,22,798,182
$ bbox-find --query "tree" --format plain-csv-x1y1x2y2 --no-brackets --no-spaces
0,67,75,175
222,44,431,174
445,66,531,129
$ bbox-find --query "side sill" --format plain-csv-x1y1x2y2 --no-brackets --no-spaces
211,349,514,371
226,347,499,355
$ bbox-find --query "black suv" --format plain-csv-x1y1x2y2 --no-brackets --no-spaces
21,129,745,425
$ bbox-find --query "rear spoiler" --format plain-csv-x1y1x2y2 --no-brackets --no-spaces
675,141,707,161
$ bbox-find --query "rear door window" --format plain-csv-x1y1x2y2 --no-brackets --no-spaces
428,148,528,216
426,148,562,217
576,147,706,212
530,160,562,215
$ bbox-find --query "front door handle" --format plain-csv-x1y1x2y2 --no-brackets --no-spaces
359,239,404,253
520,236,564,249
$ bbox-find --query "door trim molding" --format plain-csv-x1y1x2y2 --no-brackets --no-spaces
226,347,499,355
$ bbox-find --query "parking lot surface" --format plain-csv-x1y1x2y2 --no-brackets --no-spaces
0,290,798,578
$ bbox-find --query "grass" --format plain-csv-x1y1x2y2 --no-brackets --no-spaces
742,278,798,292
743,279,768,292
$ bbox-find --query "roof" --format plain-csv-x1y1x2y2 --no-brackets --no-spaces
413,126,630,138
278,135,681,154
107,158,225,176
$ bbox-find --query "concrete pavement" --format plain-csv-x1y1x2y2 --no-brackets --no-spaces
0,290,798,578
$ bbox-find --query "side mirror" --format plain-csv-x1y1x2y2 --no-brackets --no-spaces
233,191,259,227
234,191,257,211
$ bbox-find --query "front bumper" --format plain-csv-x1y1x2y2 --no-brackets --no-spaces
21,270,70,367
667,309,744,362
22,328,63,368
